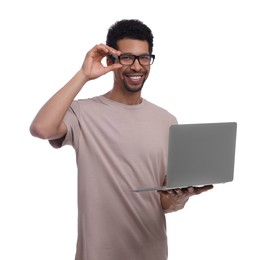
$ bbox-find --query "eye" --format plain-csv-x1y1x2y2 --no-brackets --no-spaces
139,55,150,61
120,55,133,61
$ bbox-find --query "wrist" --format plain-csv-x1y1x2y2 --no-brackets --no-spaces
77,69,91,84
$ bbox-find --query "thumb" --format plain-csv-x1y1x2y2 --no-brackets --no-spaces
104,63,123,73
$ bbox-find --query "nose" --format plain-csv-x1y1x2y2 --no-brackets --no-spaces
130,58,142,71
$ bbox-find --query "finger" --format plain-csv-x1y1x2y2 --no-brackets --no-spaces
175,189,183,196
187,186,194,193
194,185,214,194
96,43,121,56
162,189,179,198
104,63,123,72
169,189,184,198
199,184,213,191
166,190,175,195
157,190,170,197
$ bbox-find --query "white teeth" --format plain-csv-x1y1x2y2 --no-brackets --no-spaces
129,76,141,80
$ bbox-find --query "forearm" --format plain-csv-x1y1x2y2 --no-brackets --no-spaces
30,69,88,139
30,44,122,140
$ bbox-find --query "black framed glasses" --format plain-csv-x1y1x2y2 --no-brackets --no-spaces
112,54,155,66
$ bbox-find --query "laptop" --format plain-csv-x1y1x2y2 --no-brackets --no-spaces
132,122,237,192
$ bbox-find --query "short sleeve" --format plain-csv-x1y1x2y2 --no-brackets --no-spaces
49,101,81,149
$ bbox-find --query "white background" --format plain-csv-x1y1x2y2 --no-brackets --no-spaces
1,0,270,259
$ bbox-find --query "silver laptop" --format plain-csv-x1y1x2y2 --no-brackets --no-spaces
132,122,237,192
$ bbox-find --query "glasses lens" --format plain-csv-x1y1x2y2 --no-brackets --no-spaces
119,55,134,65
139,55,153,65
119,54,154,66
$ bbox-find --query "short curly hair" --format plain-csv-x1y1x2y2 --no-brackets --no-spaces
106,19,154,54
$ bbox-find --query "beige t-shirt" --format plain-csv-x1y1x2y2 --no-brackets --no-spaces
50,96,177,260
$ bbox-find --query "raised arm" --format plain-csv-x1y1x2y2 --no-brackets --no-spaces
29,44,122,140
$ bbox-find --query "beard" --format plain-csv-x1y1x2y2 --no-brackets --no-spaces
123,78,146,93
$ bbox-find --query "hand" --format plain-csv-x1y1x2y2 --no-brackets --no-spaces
81,44,123,80
158,185,213,213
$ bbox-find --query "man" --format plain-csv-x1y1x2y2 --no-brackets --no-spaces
30,19,213,260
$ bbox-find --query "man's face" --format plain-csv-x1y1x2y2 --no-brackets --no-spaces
112,39,151,93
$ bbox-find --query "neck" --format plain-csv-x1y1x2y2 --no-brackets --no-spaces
103,90,142,105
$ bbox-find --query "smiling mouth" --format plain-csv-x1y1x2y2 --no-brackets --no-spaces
126,75,143,82
123,74,145,92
